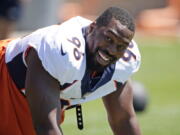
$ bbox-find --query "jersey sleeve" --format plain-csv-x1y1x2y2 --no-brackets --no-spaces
30,34,71,84
112,40,141,83
20,23,86,85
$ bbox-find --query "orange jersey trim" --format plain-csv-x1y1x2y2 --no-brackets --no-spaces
0,40,36,135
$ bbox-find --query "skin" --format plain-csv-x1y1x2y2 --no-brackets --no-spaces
26,48,63,135
25,17,141,135
103,81,141,135
85,17,134,71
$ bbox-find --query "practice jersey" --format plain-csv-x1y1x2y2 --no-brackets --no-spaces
5,16,141,109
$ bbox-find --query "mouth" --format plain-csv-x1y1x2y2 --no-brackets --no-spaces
96,50,112,66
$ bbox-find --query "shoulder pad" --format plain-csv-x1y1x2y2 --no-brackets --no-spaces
113,40,141,83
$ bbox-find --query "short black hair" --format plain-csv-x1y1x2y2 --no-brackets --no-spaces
96,7,135,32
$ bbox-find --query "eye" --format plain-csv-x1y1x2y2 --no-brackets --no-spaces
117,45,126,50
105,36,113,43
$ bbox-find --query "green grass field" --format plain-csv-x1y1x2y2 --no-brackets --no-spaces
61,35,180,135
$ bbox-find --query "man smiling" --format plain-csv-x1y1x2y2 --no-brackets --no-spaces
0,7,141,135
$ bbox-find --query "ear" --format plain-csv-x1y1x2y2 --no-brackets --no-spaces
88,21,97,34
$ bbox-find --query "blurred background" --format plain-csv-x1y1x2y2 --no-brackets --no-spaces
1,0,180,135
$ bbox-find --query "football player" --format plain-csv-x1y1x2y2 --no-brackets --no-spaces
0,7,141,135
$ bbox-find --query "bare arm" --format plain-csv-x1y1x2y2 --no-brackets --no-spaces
102,81,141,135
25,48,63,135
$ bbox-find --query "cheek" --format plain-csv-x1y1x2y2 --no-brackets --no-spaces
116,52,125,59
88,32,104,52
92,39,101,52
90,41,97,53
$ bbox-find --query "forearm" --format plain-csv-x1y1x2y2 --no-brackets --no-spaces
35,109,64,135
103,81,142,135
109,116,141,135
35,127,63,135
26,47,64,135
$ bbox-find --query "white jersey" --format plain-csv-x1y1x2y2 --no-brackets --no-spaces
5,16,141,109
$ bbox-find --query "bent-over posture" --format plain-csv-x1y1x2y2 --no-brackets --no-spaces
0,7,141,135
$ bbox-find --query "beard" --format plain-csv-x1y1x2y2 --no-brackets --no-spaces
86,49,114,72
86,56,104,71
86,47,102,71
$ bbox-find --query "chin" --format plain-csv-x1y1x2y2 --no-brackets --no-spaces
91,61,111,71
87,61,104,71
87,52,109,71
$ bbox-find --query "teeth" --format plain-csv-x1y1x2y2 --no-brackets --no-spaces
98,51,109,61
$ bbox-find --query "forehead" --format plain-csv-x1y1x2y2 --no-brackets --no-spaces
104,18,134,43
